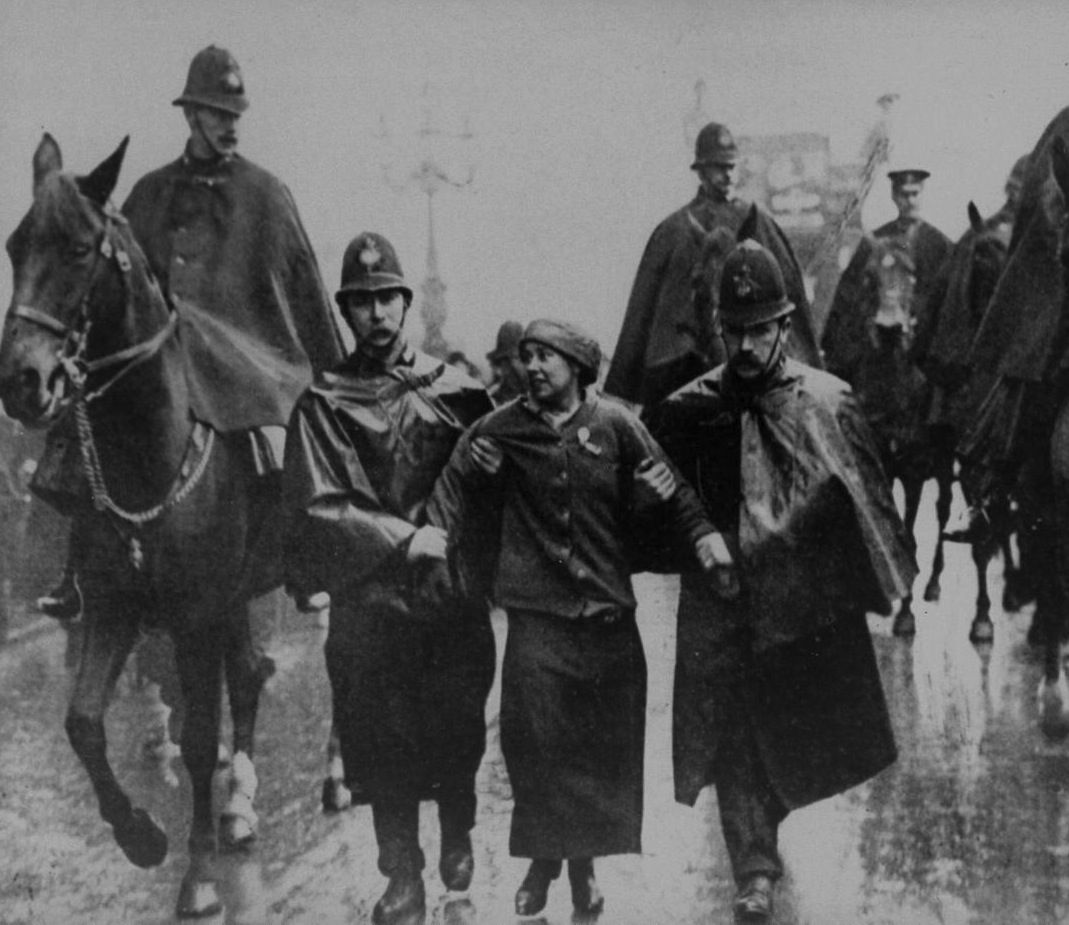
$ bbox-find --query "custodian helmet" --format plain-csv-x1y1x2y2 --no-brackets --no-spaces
691,122,739,169
718,240,795,328
335,232,413,305
172,45,249,115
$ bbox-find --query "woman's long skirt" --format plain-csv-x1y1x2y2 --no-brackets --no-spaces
502,608,647,859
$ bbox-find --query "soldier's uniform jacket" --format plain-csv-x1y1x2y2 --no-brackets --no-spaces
122,150,345,433
605,192,822,406
649,358,916,808
282,347,492,603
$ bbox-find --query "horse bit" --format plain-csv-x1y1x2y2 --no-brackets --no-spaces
11,207,215,569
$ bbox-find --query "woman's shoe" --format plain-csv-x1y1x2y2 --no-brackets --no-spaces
514,859,562,916
568,857,605,915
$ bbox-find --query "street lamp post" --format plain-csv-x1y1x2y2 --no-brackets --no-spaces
378,85,475,359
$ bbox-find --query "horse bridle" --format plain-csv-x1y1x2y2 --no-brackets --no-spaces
10,204,206,557
11,207,178,406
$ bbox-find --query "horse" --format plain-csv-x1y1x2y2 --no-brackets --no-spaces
915,202,1026,644
821,233,953,637
0,135,281,918
960,122,1069,739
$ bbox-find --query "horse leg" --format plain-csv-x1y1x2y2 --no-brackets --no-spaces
173,627,225,919
321,721,353,813
1037,402,1069,739
924,459,954,603
66,606,169,868
218,595,275,851
893,475,922,637
969,539,995,645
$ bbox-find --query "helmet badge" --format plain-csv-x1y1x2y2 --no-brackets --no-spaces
733,262,759,300
223,70,242,92
359,240,382,269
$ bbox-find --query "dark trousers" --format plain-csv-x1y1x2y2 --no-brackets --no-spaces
713,682,789,884
327,584,495,876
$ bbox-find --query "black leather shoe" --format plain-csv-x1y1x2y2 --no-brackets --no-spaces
372,871,425,925
514,859,561,917
568,857,605,916
943,504,990,543
36,573,82,620
439,832,474,892
733,874,774,922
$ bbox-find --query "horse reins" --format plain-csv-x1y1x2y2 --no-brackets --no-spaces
12,205,214,562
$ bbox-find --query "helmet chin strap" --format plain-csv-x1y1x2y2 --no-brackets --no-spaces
192,110,232,161
761,321,786,378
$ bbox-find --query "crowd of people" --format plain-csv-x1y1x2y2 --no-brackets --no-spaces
19,39,1059,925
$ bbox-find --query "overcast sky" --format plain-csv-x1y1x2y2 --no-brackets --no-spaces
2,0,1068,361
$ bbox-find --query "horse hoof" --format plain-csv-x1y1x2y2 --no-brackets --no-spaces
969,618,995,645
177,870,222,919
114,807,168,868
892,610,916,637
219,813,257,852
1038,676,1069,741
923,581,941,603
321,776,353,813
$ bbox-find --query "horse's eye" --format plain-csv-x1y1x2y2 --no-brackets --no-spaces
70,242,92,260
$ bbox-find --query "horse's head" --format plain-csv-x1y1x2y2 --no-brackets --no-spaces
688,204,760,364
0,134,140,425
864,236,915,349
962,201,1009,322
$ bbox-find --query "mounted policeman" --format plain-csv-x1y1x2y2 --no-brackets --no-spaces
37,45,344,617
604,121,822,412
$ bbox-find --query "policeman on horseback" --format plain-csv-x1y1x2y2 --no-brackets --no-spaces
604,121,822,411
37,45,344,618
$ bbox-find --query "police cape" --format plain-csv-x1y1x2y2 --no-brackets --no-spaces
281,350,495,797
649,359,916,809
123,152,344,433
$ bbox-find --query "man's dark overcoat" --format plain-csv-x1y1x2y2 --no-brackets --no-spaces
282,349,495,798
605,193,822,408
650,359,916,809
123,152,345,433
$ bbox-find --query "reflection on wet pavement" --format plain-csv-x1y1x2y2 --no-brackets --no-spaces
1,483,1068,923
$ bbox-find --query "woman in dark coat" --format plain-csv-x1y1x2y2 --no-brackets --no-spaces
427,319,720,917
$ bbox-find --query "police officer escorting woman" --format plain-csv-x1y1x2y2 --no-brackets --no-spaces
426,319,724,917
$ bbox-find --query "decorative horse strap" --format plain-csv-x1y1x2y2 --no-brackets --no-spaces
75,402,216,569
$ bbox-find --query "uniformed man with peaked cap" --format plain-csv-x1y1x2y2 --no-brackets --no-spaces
822,163,951,384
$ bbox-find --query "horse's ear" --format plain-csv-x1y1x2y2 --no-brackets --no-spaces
967,201,984,234
79,136,129,206
1051,136,1069,202
737,203,759,242
33,133,63,191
